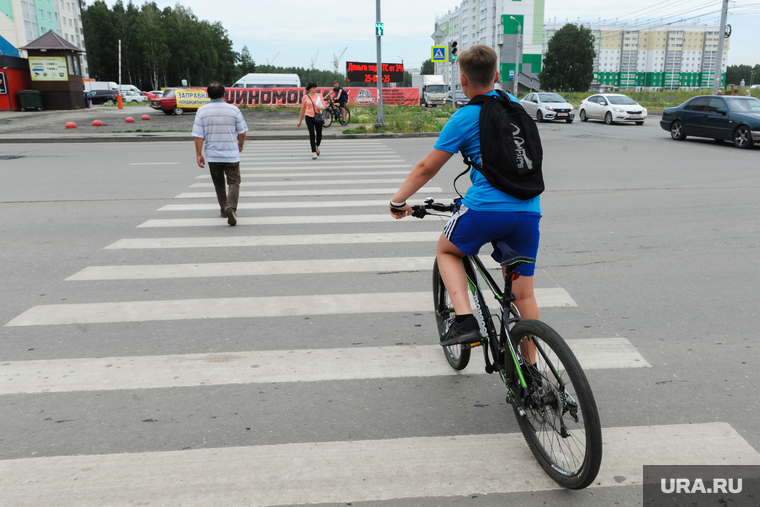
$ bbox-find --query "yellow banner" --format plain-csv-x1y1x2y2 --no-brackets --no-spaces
29,57,68,81
175,89,209,109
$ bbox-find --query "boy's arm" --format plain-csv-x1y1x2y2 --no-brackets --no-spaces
390,148,453,216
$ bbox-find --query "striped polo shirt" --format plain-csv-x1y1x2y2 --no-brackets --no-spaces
192,99,249,163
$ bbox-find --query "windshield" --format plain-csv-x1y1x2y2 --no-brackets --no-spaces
607,95,638,105
725,97,760,113
164,89,175,98
427,85,445,93
537,93,566,103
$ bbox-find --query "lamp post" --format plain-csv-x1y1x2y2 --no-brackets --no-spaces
398,56,404,86
751,71,755,87
510,16,522,96
375,0,385,127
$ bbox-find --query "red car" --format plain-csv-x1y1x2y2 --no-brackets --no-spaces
141,91,160,100
149,89,184,115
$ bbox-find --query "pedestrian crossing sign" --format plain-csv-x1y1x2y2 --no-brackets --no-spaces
431,45,447,62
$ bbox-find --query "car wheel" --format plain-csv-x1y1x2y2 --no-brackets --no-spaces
566,118,573,123
536,110,544,122
635,121,644,125
670,120,686,141
733,125,753,149
172,106,184,115
605,112,614,125
579,110,587,122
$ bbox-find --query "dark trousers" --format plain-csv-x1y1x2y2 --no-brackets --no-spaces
208,162,241,213
305,115,322,153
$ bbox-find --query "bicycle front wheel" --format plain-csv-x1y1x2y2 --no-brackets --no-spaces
340,107,351,126
432,259,470,370
508,319,602,489
323,108,333,127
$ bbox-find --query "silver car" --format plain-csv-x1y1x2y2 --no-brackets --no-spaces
578,93,647,125
521,92,575,123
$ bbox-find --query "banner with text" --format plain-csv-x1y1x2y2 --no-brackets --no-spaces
223,87,419,107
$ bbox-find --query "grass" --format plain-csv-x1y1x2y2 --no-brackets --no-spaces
343,105,454,134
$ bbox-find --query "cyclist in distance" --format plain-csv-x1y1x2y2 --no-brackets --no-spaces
331,80,349,123
389,45,542,348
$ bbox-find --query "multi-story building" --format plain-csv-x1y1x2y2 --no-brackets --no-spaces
544,22,729,91
434,0,546,92
1,0,89,77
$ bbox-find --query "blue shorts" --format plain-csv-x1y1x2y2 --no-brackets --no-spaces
443,204,541,276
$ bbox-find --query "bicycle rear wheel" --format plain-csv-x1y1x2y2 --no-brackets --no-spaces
432,259,470,370
340,107,351,126
323,108,333,127
508,319,602,489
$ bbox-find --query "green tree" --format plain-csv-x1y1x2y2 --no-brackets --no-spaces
403,70,412,87
421,59,435,75
538,24,595,92
726,64,759,86
234,46,256,79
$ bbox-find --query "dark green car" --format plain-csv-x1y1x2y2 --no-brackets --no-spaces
660,95,760,149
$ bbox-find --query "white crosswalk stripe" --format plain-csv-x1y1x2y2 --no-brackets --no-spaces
175,187,442,198
5,288,576,327
0,339,648,394
188,178,407,188
158,199,433,211
195,170,411,178
136,214,429,227
1,424,757,507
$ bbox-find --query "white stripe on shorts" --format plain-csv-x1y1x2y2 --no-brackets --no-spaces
443,203,468,241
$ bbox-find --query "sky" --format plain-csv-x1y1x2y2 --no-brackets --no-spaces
101,0,760,74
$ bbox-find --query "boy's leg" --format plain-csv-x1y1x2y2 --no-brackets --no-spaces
436,233,471,315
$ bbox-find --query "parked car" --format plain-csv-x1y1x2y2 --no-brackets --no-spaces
141,91,160,100
445,90,470,108
149,90,165,96
521,92,575,123
85,89,118,105
578,93,647,125
149,89,183,115
660,95,760,149
122,90,147,103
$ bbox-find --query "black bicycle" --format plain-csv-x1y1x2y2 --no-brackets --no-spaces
323,98,351,127
412,198,602,490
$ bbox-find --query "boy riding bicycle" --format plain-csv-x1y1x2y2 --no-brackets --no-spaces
331,81,349,123
389,45,541,347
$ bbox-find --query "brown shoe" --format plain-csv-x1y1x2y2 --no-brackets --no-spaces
225,207,237,226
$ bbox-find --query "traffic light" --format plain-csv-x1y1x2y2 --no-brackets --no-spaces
376,23,384,36
450,41,458,61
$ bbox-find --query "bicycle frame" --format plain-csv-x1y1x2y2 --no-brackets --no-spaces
460,255,531,390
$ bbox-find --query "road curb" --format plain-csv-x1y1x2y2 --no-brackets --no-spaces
0,131,441,144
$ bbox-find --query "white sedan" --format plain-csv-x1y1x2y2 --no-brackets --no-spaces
578,93,647,125
520,92,575,123
122,90,148,103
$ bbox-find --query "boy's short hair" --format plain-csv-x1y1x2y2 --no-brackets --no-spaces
457,45,498,88
207,82,225,99
334,81,340,86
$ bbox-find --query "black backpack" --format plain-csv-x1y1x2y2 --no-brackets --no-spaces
457,90,544,200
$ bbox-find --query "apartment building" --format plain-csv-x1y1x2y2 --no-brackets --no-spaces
434,0,545,91
544,22,729,91
1,0,89,77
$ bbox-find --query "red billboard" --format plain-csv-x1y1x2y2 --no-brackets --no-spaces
223,87,419,107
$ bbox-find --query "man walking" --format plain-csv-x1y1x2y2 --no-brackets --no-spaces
193,82,248,226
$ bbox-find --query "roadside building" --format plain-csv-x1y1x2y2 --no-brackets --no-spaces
544,21,729,91
0,0,89,78
434,0,545,93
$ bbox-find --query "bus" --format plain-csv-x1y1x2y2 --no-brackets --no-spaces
231,73,301,88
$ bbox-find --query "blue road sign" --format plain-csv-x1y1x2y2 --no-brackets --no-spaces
431,46,447,62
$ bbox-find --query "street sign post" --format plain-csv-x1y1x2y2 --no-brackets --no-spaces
431,45,447,63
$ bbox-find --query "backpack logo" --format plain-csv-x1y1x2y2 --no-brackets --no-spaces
510,124,533,172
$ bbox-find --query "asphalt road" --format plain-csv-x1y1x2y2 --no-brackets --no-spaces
1,120,759,506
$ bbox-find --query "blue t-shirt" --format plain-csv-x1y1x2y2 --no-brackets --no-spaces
433,90,541,213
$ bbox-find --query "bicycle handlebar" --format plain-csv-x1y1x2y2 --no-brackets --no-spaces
410,198,457,218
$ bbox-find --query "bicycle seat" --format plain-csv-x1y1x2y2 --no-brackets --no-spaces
496,241,536,267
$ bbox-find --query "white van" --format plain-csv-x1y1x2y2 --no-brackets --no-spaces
119,84,141,94
84,80,118,91
231,73,301,88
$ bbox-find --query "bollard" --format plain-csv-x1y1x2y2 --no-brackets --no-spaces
125,117,135,123
92,120,104,127
141,114,151,121
65,122,77,129
117,94,123,110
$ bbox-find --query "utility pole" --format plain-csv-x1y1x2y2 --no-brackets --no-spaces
375,0,385,127
510,16,522,96
712,0,729,95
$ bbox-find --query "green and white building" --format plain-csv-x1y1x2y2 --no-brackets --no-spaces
544,21,729,91
1,0,89,77
434,0,546,91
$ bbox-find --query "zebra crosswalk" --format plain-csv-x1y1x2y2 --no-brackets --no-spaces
2,139,758,505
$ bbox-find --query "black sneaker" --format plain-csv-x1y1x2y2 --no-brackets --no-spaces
440,315,483,347
225,207,237,226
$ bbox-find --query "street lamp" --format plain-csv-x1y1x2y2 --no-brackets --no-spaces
510,16,522,96
751,71,755,87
